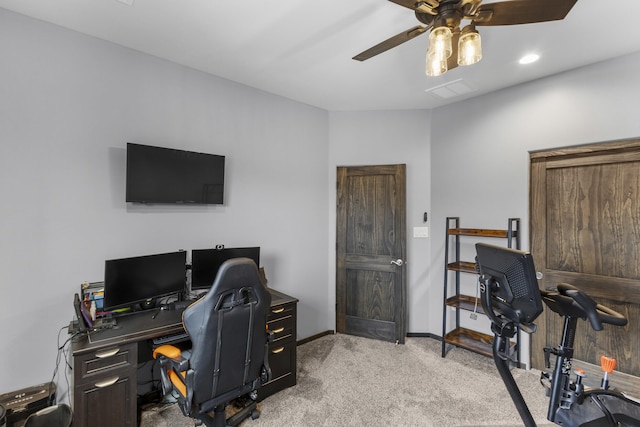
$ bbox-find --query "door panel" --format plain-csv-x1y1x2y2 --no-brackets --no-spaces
336,164,406,343
530,139,640,376
546,164,640,280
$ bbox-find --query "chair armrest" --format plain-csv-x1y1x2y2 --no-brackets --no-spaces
153,344,182,360
153,344,189,372
153,343,191,398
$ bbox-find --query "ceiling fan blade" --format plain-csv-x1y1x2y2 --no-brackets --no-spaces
474,0,577,26
389,0,439,14
388,0,422,11
353,25,428,61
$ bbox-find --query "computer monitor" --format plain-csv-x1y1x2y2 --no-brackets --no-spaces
475,243,543,325
191,247,260,290
103,251,187,310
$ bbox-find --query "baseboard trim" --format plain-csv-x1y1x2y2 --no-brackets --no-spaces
297,330,335,346
406,332,442,340
297,331,441,345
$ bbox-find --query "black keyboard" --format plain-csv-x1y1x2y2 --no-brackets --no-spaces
152,331,190,346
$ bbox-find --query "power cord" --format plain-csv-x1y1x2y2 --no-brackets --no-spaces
470,275,480,320
470,260,481,320
50,325,79,406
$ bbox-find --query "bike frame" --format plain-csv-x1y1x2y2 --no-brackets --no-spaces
543,314,640,427
488,294,640,427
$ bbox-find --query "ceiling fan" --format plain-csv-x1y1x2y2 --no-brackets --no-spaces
353,0,578,76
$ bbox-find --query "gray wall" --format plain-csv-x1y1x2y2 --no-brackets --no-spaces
0,9,330,394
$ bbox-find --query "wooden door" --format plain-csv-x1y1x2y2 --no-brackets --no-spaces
530,138,640,377
336,164,407,344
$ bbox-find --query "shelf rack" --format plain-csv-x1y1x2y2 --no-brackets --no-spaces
441,217,520,359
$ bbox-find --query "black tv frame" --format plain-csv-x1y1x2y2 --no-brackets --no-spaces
126,142,225,205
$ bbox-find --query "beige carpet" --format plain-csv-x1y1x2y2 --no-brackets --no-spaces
140,334,554,426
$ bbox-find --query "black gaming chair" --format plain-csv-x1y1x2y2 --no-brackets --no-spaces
153,258,272,427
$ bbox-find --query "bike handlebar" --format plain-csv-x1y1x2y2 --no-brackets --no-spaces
557,283,627,330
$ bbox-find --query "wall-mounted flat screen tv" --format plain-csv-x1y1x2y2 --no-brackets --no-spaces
126,143,225,204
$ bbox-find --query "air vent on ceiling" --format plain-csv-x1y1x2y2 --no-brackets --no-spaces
425,79,476,99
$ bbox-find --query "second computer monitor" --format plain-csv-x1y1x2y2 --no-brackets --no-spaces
191,247,260,290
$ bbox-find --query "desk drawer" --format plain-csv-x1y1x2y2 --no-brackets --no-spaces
267,314,295,343
267,341,294,380
268,304,295,321
259,340,296,401
73,368,137,427
75,343,137,383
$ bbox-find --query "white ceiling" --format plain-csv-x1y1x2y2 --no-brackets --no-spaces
2,0,640,111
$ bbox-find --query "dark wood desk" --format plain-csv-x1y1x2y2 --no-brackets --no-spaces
71,289,297,427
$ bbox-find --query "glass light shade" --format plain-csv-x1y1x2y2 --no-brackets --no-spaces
426,50,448,76
428,26,453,60
458,29,482,66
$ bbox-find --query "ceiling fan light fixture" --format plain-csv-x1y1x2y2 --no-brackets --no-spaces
457,25,482,66
427,26,453,61
426,52,448,76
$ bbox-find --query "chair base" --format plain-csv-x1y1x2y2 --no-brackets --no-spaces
198,400,259,427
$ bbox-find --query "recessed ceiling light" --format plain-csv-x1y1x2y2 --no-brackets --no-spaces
519,53,540,65
115,0,135,6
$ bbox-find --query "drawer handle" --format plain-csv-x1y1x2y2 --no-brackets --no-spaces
272,327,285,334
95,348,120,359
271,307,285,314
271,347,285,354
94,377,119,388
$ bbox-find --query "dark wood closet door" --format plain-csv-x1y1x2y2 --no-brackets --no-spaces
530,139,640,377
336,164,406,344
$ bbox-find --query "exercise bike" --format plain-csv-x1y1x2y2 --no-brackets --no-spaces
474,243,640,427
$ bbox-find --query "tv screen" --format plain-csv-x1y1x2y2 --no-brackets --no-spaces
126,143,225,205
104,251,187,310
191,247,260,290
475,243,543,325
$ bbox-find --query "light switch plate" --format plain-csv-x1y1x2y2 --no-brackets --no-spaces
413,227,429,238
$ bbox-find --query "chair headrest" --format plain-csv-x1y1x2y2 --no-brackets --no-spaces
186,257,270,317
210,257,264,294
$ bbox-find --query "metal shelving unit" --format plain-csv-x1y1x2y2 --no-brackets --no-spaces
441,217,520,359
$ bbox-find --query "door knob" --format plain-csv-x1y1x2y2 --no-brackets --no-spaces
390,259,404,266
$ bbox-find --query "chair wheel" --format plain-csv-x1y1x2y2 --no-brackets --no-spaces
251,409,260,420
